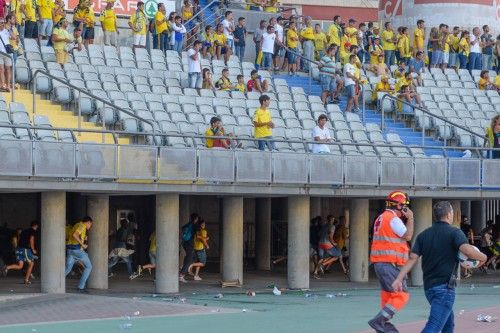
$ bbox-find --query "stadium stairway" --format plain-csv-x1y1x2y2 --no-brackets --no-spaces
3,89,130,145
275,74,464,158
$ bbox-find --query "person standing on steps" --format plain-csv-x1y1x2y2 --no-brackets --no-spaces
368,191,414,333
179,213,199,283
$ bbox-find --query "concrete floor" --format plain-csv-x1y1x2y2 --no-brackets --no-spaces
1,269,499,333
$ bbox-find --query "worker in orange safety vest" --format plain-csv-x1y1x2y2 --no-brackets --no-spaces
368,191,414,333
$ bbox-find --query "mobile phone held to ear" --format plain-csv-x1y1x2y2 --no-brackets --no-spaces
402,207,408,213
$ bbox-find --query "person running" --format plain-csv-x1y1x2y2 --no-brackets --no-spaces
65,216,93,292
137,231,156,276
179,213,200,283
188,219,209,281
392,201,487,333
108,218,136,279
368,191,414,332
2,221,39,285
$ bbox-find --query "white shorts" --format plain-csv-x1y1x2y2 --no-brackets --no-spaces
443,52,449,64
104,31,117,46
133,34,146,47
0,55,12,67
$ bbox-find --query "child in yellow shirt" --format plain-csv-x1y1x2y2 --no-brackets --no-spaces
234,74,246,93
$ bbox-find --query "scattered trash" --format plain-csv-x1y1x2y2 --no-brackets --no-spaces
179,298,187,303
211,309,221,313
192,292,197,295
120,323,133,330
336,293,347,297
214,293,224,299
132,297,140,301
31,329,37,332
273,286,281,296
151,294,158,298
242,309,247,312
133,311,140,316
267,283,276,288
459,310,465,315
246,290,256,297
325,294,335,299
477,314,497,322
161,298,173,301
492,285,500,289
470,284,475,290
462,150,472,158
221,280,241,288
304,293,312,298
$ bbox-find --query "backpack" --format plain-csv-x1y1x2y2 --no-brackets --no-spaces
181,222,193,242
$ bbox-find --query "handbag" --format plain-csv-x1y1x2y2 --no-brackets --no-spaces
0,35,14,54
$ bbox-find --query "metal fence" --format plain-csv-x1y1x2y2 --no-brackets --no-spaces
2,138,500,189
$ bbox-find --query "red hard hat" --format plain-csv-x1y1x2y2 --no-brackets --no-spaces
386,190,410,205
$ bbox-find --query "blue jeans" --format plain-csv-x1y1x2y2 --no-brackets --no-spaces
302,40,314,72
358,49,369,63
422,284,455,333
468,52,482,71
65,249,92,290
257,136,276,151
384,50,395,67
174,39,183,54
459,54,468,69
482,54,492,70
108,253,133,276
235,45,245,62
263,52,273,69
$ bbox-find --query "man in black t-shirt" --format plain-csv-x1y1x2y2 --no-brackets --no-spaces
392,201,486,333
2,221,39,285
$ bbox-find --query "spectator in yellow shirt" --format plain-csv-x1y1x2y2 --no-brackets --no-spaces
413,19,425,56
37,0,55,44
128,1,147,49
369,37,384,64
314,24,327,60
23,0,37,38
188,220,209,281
154,3,170,52
327,15,342,49
300,16,315,72
53,0,66,26
264,0,280,13
214,22,231,63
286,21,299,75
136,231,157,276
82,4,95,46
372,75,394,102
458,30,470,69
382,22,397,67
344,18,358,47
100,0,118,46
235,74,246,93
253,95,275,151
478,70,499,91
51,18,73,66
447,26,460,69
397,27,411,63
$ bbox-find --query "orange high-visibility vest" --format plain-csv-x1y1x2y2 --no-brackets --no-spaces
370,210,410,266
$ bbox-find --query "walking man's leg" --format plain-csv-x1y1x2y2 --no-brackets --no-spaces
78,251,92,290
65,251,76,276
421,285,455,333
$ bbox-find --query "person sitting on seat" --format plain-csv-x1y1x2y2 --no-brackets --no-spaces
393,60,407,79
372,75,394,103
478,70,499,91
368,54,389,77
247,69,269,93
215,68,233,90
205,116,239,149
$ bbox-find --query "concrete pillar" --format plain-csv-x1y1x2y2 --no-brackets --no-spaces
310,197,322,219
450,200,462,229
87,195,109,290
222,197,244,283
255,198,271,271
349,199,369,282
471,201,485,234
41,192,66,293
287,196,310,289
156,194,179,294
410,198,433,287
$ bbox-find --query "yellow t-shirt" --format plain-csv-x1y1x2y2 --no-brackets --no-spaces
193,229,207,251
84,7,95,28
287,29,298,48
478,78,490,90
53,2,66,23
100,9,117,32
395,77,412,92
10,0,23,24
67,222,87,247
73,6,87,22
344,26,358,46
129,10,147,35
213,32,227,46
339,36,350,65
149,232,156,253
65,225,72,242
8,26,19,50
413,27,424,50
372,81,392,101
382,30,396,51
369,44,384,64
182,5,193,21
327,23,340,46
253,108,272,138
155,11,169,34
448,34,460,53
37,0,55,20
235,83,246,93
52,27,71,51
23,0,37,22
496,75,500,88
264,0,279,12
458,37,469,56
204,127,226,148
397,35,411,58
300,27,314,41
314,32,327,51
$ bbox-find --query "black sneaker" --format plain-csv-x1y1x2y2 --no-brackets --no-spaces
1,265,7,277
77,288,89,293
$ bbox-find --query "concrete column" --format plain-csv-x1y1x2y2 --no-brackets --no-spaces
87,195,109,290
310,197,322,219
349,199,369,282
450,200,462,229
156,194,179,294
41,192,66,293
471,201,485,234
255,198,271,271
222,197,244,283
410,198,433,287
287,196,310,289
